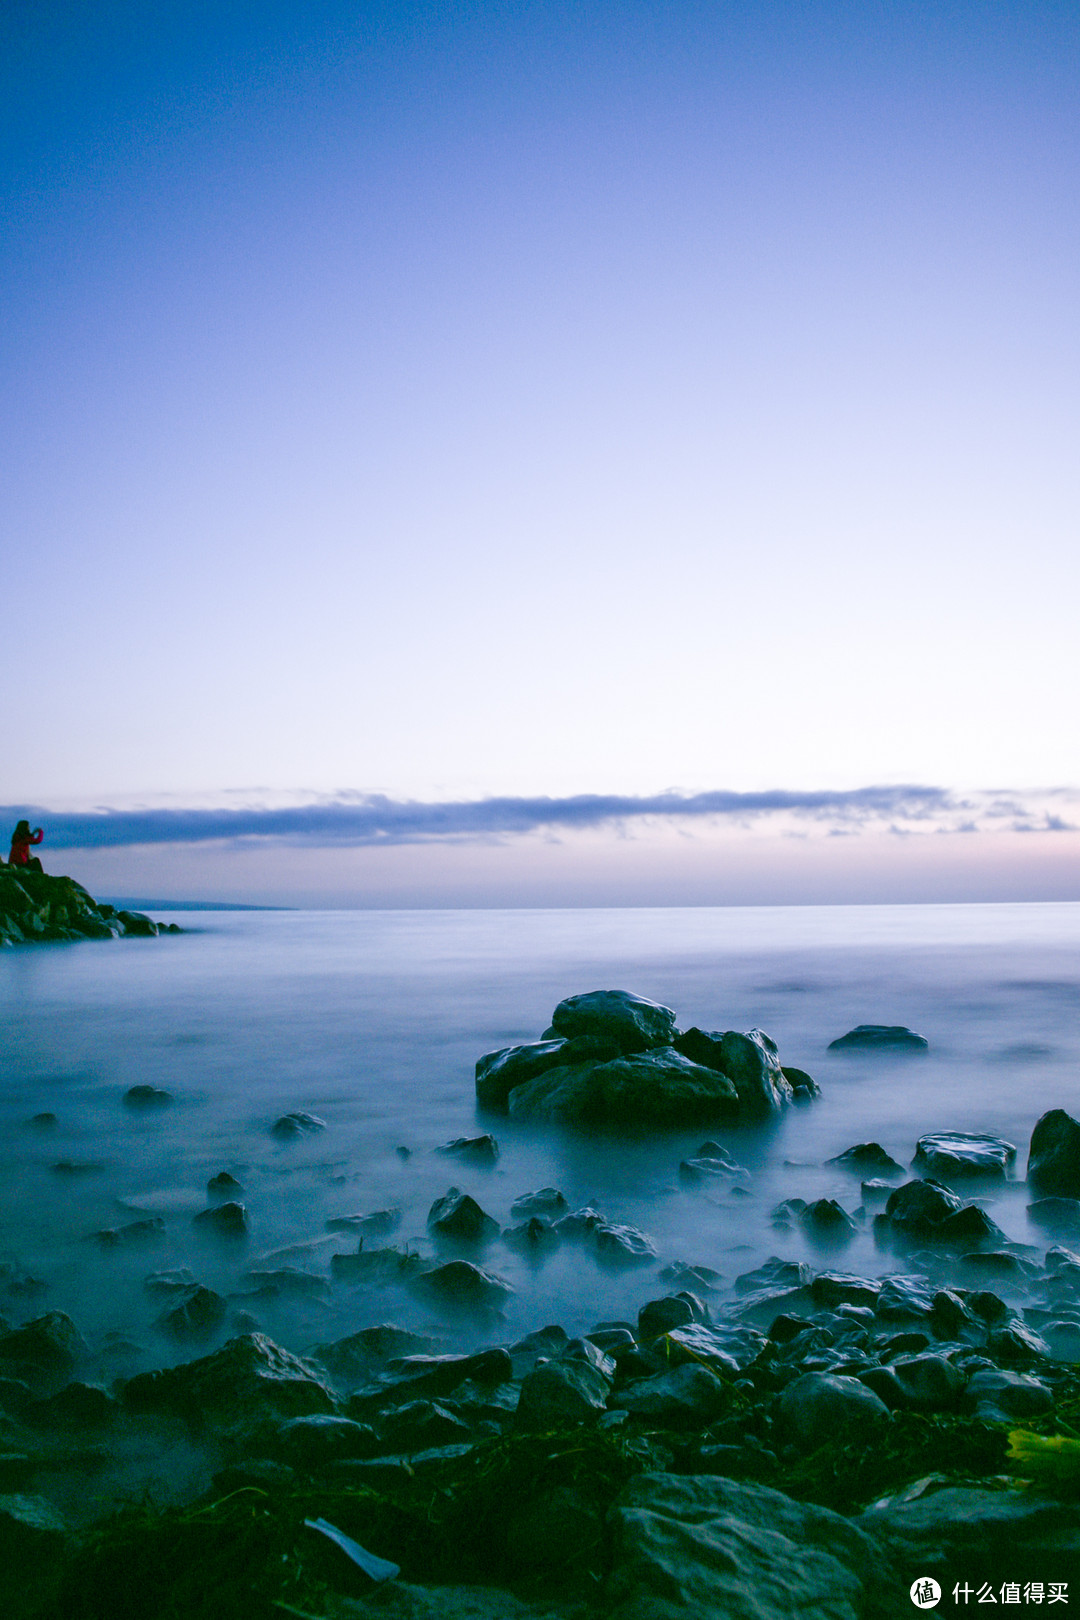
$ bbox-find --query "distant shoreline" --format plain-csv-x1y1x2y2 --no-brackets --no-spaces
98,898,294,911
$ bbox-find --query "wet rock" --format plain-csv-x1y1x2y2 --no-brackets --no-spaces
272,1413,378,1468
143,1268,198,1296
192,1200,248,1238
207,1172,244,1200
309,1325,439,1385
957,1251,1034,1283
716,1030,795,1116
245,1268,328,1299
123,1085,172,1108
874,1276,937,1322
428,1188,499,1244
659,1260,723,1292
325,1207,401,1237
877,1178,963,1242
408,1260,513,1314
594,1222,659,1266
94,1216,166,1249
777,1371,891,1449
1028,1109,1080,1199
662,1323,768,1375
118,909,159,937
828,1025,929,1051
988,1320,1051,1363
0,1493,67,1571
554,1206,606,1240
271,1111,327,1139
158,1285,227,1341
606,1473,882,1620
122,1332,336,1431
27,1381,118,1429
546,989,677,1053
610,1363,732,1426
932,1205,1009,1248
1027,1197,1080,1235
502,1216,559,1254
0,1313,86,1389
782,1066,821,1100
799,1200,858,1241
888,1353,964,1411
516,1357,611,1427
475,1038,616,1112
826,1143,905,1176
378,1399,472,1451
912,1132,1016,1181
865,1484,1080,1587
679,1155,746,1185
736,1258,812,1295
359,1348,514,1404
0,1378,31,1415
510,1186,568,1219
964,1368,1054,1420
28,1113,57,1130
506,1484,603,1570
637,1295,704,1340
860,1179,896,1209
508,1047,739,1128
435,1134,499,1165
810,1273,880,1311
330,1246,424,1285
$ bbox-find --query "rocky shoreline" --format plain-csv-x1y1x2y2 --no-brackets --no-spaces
2,988,1079,1616
0,869,179,946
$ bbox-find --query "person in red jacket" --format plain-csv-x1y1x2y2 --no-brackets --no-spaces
8,821,44,871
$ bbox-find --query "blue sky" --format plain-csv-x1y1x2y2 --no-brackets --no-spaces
3,2,1078,903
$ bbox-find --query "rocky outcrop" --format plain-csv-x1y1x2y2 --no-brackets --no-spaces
0,868,175,946
477,990,816,1126
1027,1109,1080,1198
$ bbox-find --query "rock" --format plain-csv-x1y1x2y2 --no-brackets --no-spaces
330,1246,424,1285
0,1313,86,1388
246,1268,330,1299
988,1320,1051,1363
662,1322,767,1374
776,1372,891,1449
826,1143,905,1176
378,1399,472,1451
553,1206,606,1240
860,1179,896,1208
782,1066,821,1100
674,1027,795,1114
94,1217,166,1248
207,1172,244,1199
963,1368,1054,1419
502,1216,559,1254
122,1332,336,1431
877,1179,963,1242
610,1363,732,1427
408,1261,513,1314
912,1132,1017,1181
28,1113,57,1130
435,1134,499,1165
27,1380,118,1429
325,1207,401,1237
192,1200,248,1237
799,1199,858,1241
515,1358,611,1427
117,909,158,936
679,1155,746,1185
659,1260,723,1292
505,1484,603,1570
594,1222,659,1266
510,1187,568,1219
475,1038,616,1111
271,1111,327,1139
157,1286,227,1342
356,1348,514,1406
428,1188,499,1244
1028,1109,1080,1198
1027,1197,1080,1235
888,1354,964,1411
546,989,677,1052
144,1268,198,1296
606,1473,883,1620
874,1276,937,1321
508,1047,739,1127
736,1258,812,1295
865,1484,1080,1587
273,1413,378,1467
931,1205,1009,1248
828,1025,929,1051
0,1493,67,1572
309,1326,439,1385
637,1295,702,1340
123,1085,172,1108
957,1250,1033,1282
810,1273,880,1310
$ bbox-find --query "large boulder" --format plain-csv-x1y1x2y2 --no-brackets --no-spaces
475,1036,618,1110
0,1313,86,1390
121,1332,336,1432
675,1028,793,1116
606,1473,885,1620
1027,1109,1080,1198
776,1373,891,1449
545,990,677,1052
507,1048,739,1127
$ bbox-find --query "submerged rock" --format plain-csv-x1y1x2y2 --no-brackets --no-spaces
828,1025,929,1051
510,1187,568,1219
826,1142,905,1176
271,1111,327,1139
435,1134,499,1165
508,1047,739,1127
428,1188,499,1244
408,1260,514,1314
0,1313,86,1389
123,1085,173,1109
207,1172,244,1200
192,1200,248,1238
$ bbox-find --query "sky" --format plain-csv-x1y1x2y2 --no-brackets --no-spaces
2,1,1078,905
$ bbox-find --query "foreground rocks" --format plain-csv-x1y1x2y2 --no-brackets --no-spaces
0,868,176,946
476,990,818,1127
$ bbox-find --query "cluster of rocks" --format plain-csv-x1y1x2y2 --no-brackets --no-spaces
476,990,820,1126
0,868,176,945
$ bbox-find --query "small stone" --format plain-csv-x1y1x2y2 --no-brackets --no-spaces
124,1085,173,1108
510,1187,568,1219
207,1172,244,1200
435,1134,499,1165
827,1025,928,1051
94,1217,165,1249
271,1111,326,1139
912,1133,1016,1182
427,1188,499,1244
192,1201,248,1237
407,1260,513,1314
28,1114,57,1130
826,1143,905,1176
158,1286,227,1342
594,1222,659,1266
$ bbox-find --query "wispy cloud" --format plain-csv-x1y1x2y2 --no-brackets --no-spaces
3,786,1077,851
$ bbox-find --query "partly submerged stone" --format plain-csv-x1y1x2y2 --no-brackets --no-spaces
827,1025,929,1052
1027,1109,1080,1199
826,1143,906,1176
912,1133,1017,1181
325,1207,401,1237
157,1285,227,1342
121,1332,336,1431
123,1085,173,1108
192,1200,248,1238
545,989,677,1053
0,1313,86,1389
427,1188,499,1244
508,1048,739,1127
594,1222,659,1267
516,1357,611,1428
435,1134,499,1165
271,1111,327,1139
510,1187,568,1219
308,1326,439,1385
475,1037,618,1112
407,1260,513,1314
674,1027,794,1115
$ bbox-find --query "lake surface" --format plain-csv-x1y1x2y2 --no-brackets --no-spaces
2,902,1079,1366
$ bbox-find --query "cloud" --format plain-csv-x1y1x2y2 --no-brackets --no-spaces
3,784,1078,852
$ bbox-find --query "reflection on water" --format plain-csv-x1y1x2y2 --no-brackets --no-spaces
1,902,1079,1365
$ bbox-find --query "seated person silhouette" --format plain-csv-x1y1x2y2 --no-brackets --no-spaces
8,820,44,873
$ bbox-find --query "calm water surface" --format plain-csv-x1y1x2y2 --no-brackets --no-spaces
2,903,1079,1364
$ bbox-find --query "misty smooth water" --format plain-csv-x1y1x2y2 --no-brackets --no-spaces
2,903,1079,1373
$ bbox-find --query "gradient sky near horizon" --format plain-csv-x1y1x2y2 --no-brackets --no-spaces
3,1,1079,903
